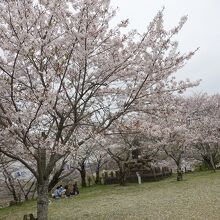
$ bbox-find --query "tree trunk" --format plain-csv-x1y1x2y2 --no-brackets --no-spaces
37,180,49,220
80,163,86,187
210,154,216,172
119,172,126,186
3,170,20,203
81,172,86,187
177,163,183,181
203,155,216,171
95,165,100,184
11,188,19,204
118,164,127,186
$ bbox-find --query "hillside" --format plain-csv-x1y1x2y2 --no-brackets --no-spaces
0,171,220,220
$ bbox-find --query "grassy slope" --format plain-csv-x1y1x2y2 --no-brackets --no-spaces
0,171,220,220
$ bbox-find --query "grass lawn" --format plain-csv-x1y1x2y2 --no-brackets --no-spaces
0,171,220,220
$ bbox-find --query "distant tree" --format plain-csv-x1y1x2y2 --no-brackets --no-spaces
0,154,36,204
150,96,192,181
106,134,132,186
105,117,158,185
74,143,94,187
188,94,220,172
88,145,109,184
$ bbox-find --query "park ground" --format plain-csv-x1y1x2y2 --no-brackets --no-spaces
0,171,220,220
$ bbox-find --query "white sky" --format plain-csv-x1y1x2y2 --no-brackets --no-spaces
111,0,220,94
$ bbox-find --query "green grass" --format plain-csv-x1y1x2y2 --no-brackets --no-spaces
0,171,220,220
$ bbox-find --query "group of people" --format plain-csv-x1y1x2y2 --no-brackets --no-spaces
53,182,79,199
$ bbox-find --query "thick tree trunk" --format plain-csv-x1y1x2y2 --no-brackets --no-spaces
37,180,49,220
119,171,126,186
203,157,212,169
177,170,183,181
176,163,183,181
80,172,86,187
118,164,127,186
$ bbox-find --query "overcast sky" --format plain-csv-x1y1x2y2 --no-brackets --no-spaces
111,0,220,94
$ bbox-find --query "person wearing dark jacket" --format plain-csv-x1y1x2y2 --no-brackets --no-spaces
71,182,79,195
64,185,71,197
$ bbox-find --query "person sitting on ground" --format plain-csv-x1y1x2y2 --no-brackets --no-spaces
58,184,65,196
53,186,61,199
71,182,79,195
64,185,71,197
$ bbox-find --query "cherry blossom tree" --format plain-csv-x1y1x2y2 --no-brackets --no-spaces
0,154,36,204
48,154,76,192
75,144,93,187
106,131,134,186
0,155,22,204
187,94,220,171
148,94,220,180
0,0,198,219
104,116,160,185
145,96,193,181
87,144,109,184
